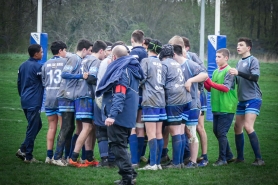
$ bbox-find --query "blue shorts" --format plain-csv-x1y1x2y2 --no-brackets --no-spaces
183,108,200,126
200,90,207,112
58,98,75,112
236,99,262,116
45,108,61,116
141,107,167,122
75,98,94,120
166,103,191,122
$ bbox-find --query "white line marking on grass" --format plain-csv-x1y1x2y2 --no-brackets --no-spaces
0,107,22,111
0,119,23,122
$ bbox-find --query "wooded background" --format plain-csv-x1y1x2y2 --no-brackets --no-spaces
1,0,277,58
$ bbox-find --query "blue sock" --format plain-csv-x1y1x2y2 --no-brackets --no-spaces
183,134,190,159
235,133,244,160
162,148,168,158
202,154,208,161
180,134,185,164
98,141,109,158
47,150,53,159
156,139,164,165
248,131,262,159
69,134,78,158
137,137,145,163
172,135,182,165
129,134,138,164
148,138,157,166
81,145,86,160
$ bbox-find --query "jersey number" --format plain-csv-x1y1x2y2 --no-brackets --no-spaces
177,68,184,82
47,69,62,84
157,69,162,83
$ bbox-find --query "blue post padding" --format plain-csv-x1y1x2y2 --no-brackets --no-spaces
206,35,226,121
30,33,48,64
30,32,48,112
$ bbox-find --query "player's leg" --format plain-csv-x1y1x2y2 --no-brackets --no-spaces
156,121,164,169
168,124,182,167
138,122,158,170
212,113,234,166
96,125,109,167
244,99,264,165
136,109,145,164
180,123,186,167
161,123,170,163
46,110,58,163
69,120,92,167
69,120,82,160
234,101,246,162
83,123,99,166
196,112,208,163
185,108,200,168
53,98,75,166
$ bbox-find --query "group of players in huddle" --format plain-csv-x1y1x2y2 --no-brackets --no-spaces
16,29,264,185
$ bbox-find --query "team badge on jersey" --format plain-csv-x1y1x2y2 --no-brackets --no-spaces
242,62,248,68
89,67,98,73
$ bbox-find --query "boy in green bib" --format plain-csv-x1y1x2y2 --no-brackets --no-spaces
204,48,237,166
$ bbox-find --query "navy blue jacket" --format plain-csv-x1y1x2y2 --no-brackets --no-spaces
17,57,44,109
130,46,147,63
96,56,144,128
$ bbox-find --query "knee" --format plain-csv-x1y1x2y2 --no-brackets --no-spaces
244,125,254,134
187,125,199,144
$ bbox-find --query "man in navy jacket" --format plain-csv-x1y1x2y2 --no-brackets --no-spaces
96,45,144,185
16,44,44,163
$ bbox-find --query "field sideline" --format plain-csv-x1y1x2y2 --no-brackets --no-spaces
0,54,277,185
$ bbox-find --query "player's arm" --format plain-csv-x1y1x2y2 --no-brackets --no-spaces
108,72,129,119
229,59,260,82
205,73,235,92
204,80,211,92
86,61,99,85
229,68,259,82
61,58,83,79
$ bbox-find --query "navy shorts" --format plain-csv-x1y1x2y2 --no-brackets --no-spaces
141,107,167,122
75,97,94,120
236,99,262,116
45,108,61,116
58,98,75,112
166,102,191,123
183,108,200,126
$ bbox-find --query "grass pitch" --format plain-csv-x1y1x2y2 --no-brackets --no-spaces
0,54,277,185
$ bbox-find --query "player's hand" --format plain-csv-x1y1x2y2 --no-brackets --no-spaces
229,68,238,76
105,117,115,126
185,80,192,92
83,72,89,79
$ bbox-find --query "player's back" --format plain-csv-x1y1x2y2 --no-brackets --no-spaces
162,58,191,105
141,57,165,107
42,56,67,109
